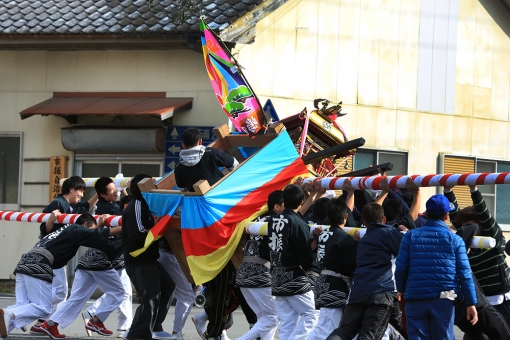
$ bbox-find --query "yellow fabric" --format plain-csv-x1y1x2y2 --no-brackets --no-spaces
129,232,162,257
187,205,268,285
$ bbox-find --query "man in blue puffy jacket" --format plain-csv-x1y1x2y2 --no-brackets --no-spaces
395,194,478,339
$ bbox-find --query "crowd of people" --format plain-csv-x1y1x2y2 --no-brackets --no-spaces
1,126,510,340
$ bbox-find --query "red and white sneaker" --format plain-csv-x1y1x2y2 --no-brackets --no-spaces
39,321,66,339
86,319,113,336
29,324,47,336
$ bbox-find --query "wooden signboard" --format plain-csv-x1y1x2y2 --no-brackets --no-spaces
49,156,67,202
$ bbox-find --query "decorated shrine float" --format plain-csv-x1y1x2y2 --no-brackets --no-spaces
3,18,507,287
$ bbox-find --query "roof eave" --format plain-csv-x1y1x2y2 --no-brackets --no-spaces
219,0,289,44
0,33,203,51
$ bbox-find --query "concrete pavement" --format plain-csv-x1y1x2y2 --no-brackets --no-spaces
0,294,466,340
0,294,251,340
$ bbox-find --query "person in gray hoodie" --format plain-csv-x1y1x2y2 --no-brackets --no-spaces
174,127,239,192
175,127,240,340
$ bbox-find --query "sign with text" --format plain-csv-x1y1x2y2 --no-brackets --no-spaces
49,156,67,202
164,126,216,172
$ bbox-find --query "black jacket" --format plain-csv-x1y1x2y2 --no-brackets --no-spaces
14,224,111,283
122,198,159,266
174,147,236,192
39,195,90,237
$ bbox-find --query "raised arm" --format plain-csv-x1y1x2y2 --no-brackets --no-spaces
342,178,355,212
443,186,460,226
405,178,421,221
469,185,500,239
298,180,326,217
44,210,61,234
375,176,390,206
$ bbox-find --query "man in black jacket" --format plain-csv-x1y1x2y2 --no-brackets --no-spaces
175,128,241,340
94,176,128,216
268,184,317,340
34,176,98,335
174,127,238,192
0,213,120,339
122,173,175,340
86,176,131,338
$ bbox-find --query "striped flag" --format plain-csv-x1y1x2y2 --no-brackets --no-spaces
140,131,309,284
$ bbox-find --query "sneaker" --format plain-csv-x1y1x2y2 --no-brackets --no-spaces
174,331,185,340
81,311,92,337
221,329,230,340
152,330,177,339
86,319,113,336
30,324,46,336
20,325,27,332
192,312,208,340
116,329,126,338
39,321,66,339
0,308,14,338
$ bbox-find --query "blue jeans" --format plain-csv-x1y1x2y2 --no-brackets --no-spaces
406,298,455,340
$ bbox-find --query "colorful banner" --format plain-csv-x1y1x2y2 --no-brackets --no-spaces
141,131,309,284
200,19,265,136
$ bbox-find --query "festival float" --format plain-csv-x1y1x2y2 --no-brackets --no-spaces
1,19,507,286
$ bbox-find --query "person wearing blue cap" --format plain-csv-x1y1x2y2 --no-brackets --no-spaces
395,194,478,339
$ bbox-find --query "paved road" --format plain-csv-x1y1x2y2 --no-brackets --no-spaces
0,294,251,340
0,294,466,339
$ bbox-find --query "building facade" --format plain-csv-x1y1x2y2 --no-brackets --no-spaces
230,0,510,228
0,0,263,279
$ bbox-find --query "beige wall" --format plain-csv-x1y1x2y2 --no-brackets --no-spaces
236,0,510,119
0,49,226,278
233,0,510,200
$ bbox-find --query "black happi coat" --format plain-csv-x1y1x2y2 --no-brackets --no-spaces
314,225,358,308
39,195,90,238
76,232,123,272
14,224,111,283
268,208,314,296
236,212,274,288
96,197,125,270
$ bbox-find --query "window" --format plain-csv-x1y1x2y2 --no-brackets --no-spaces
75,156,163,202
0,134,21,210
476,159,510,228
442,155,510,230
353,149,408,175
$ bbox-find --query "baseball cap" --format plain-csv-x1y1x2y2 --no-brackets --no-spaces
426,194,456,215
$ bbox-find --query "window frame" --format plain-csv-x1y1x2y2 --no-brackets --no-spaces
74,155,164,174
441,154,510,231
476,157,510,231
0,132,22,211
354,148,409,175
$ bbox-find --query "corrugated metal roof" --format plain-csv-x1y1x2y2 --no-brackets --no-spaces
0,0,263,35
